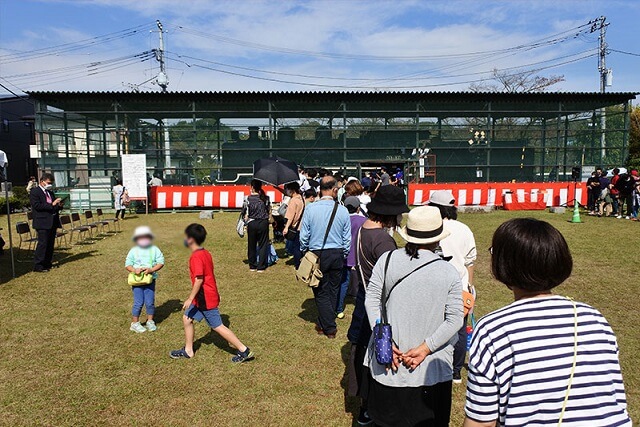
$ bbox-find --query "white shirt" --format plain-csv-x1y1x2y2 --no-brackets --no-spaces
299,173,310,192
357,193,371,213
439,219,476,291
149,177,163,186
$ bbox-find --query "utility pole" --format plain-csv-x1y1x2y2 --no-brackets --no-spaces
154,20,170,177
593,16,610,162
155,20,168,92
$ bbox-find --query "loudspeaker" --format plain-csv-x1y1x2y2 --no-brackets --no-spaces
571,166,581,181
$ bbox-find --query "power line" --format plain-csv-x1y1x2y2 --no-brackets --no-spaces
0,23,154,63
170,52,595,90
168,49,595,84
610,48,640,57
2,51,155,84
171,22,593,62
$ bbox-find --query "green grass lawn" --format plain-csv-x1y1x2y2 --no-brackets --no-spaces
0,209,637,426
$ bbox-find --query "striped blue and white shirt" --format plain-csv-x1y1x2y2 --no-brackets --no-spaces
465,295,631,426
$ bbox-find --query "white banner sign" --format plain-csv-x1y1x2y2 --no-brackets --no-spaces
122,154,147,199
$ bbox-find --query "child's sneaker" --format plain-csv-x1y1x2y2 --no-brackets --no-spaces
231,347,254,363
130,322,146,333
146,320,157,332
169,348,192,359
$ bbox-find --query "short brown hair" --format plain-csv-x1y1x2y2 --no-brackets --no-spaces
491,218,572,292
344,180,364,197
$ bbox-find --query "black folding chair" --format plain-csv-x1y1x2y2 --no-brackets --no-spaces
96,208,120,233
15,221,38,261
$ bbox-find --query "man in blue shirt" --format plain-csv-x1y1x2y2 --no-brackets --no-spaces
300,175,351,338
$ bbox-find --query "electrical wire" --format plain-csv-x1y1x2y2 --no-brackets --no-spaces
610,48,640,57
169,52,595,90
0,23,154,64
167,49,595,84
171,21,593,62
2,51,155,84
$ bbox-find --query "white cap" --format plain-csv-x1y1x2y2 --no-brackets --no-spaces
132,225,154,241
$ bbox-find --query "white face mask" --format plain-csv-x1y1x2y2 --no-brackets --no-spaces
43,183,54,190
136,238,152,248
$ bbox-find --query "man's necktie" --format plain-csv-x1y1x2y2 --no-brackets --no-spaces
45,191,52,204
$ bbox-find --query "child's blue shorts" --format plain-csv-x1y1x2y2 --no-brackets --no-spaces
185,304,223,329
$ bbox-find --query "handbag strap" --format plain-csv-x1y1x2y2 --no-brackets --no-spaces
356,229,376,288
380,252,443,324
320,201,339,251
558,297,578,427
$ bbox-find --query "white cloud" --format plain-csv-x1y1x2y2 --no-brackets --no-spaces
1,0,634,94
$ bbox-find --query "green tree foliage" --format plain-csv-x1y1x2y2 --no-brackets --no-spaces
627,106,640,170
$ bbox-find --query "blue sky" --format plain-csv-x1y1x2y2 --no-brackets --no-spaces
0,0,638,94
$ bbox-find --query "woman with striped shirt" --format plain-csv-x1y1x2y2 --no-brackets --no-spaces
464,218,631,427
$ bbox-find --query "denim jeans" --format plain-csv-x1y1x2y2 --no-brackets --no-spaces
132,281,156,317
453,315,468,374
335,267,351,314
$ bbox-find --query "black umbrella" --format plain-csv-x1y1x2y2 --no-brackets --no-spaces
253,157,299,186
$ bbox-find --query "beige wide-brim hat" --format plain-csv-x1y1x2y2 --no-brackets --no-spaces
397,206,450,245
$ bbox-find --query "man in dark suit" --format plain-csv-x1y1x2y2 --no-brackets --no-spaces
29,173,63,272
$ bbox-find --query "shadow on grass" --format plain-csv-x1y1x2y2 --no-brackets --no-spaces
193,314,237,355
0,247,97,283
55,250,97,266
298,298,318,324
339,341,360,425
154,299,182,325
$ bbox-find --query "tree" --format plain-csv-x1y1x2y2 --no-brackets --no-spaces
627,106,640,170
470,68,565,93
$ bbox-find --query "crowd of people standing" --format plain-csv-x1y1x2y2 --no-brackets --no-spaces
269,166,632,426
586,167,640,219
20,165,633,425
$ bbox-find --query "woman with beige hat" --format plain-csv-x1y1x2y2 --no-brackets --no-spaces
365,206,464,427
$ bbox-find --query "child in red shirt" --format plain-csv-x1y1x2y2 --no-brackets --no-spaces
170,223,254,363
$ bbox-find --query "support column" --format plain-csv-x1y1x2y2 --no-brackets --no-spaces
216,118,221,181
192,102,198,185
114,102,121,169
102,120,108,173
555,103,561,182
268,101,273,157
591,111,597,165
622,101,630,165
342,103,347,165
63,113,71,187
486,102,492,182
36,101,46,174
85,118,91,177
563,116,569,181
541,118,547,181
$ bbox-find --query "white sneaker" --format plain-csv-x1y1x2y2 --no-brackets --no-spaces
616,215,622,219
625,216,630,220
146,320,157,332
130,322,146,333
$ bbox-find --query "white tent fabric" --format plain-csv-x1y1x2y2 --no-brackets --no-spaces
0,150,7,167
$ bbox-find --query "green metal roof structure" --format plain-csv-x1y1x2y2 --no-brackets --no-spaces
28,91,636,185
